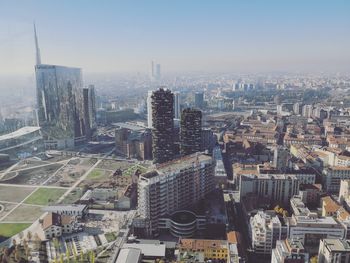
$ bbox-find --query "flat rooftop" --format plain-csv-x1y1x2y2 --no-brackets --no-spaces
155,153,212,175
0,126,41,142
322,239,350,252
122,243,166,257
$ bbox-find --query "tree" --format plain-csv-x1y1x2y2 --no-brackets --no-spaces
27,231,32,241
310,256,318,263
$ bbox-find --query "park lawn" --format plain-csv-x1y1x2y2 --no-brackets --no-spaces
105,232,117,243
24,187,66,205
0,223,31,238
87,168,106,180
123,165,147,177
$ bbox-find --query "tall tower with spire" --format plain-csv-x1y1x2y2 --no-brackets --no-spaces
33,23,41,65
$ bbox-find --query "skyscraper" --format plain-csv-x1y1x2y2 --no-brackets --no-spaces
156,63,161,80
194,92,204,109
151,88,174,164
174,91,181,119
34,25,92,148
150,61,161,81
180,108,202,156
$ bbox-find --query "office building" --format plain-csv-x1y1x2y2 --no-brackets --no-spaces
151,88,175,164
137,153,215,236
250,210,288,255
318,239,350,263
271,239,309,263
195,92,204,109
174,91,181,119
180,108,202,156
34,25,92,149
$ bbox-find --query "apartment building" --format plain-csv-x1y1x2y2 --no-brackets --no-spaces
250,210,288,255
137,153,215,236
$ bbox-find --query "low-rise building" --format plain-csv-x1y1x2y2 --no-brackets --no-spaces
318,239,350,263
42,212,76,239
271,239,309,263
43,204,88,218
177,238,229,262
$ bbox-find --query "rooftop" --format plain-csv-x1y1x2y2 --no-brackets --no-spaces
179,238,228,250
122,243,166,257
141,153,213,179
322,239,350,252
115,248,142,263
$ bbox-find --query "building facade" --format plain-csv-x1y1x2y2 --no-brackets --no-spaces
180,108,202,156
151,88,175,164
137,153,215,236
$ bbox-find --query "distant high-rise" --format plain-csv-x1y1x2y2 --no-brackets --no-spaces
151,88,174,164
174,92,181,119
180,108,202,156
293,102,300,115
150,61,161,81
147,90,153,128
156,64,161,80
302,104,313,118
194,92,204,109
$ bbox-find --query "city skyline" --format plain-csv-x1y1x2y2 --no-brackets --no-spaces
0,0,350,76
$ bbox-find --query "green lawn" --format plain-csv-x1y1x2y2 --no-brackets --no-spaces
0,223,31,239
24,187,66,205
87,169,106,180
123,165,147,177
105,232,117,243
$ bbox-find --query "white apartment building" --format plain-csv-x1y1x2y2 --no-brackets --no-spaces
271,239,309,263
302,104,313,118
250,210,288,255
240,174,300,204
137,153,215,236
318,239,350,263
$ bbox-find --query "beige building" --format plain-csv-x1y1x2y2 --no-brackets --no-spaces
42,212,75,239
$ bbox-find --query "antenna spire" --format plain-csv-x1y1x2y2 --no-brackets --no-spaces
34,22,42,65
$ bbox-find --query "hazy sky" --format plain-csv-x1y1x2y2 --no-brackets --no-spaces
0,0,350,75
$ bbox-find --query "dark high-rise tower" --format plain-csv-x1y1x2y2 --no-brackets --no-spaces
151,88,174,164
180,108,202,156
